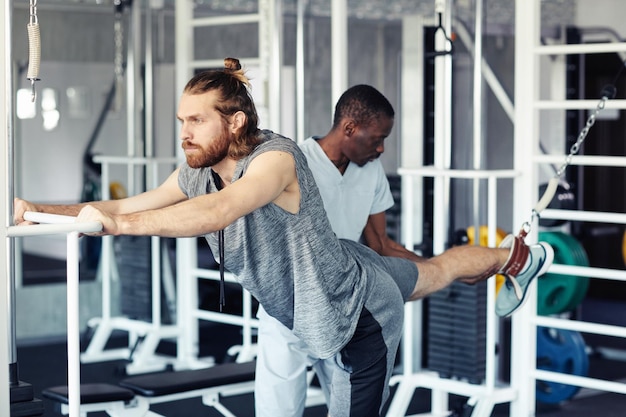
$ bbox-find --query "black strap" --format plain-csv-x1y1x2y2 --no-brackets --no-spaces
210,170,226,312
218,229,225,312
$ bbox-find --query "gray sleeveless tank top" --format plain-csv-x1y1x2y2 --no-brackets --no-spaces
178,130,367,358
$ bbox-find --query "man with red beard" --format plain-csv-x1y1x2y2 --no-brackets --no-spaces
14,58,553,417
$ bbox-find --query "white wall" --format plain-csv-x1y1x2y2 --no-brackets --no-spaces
576,0,626,39
17,62,177,258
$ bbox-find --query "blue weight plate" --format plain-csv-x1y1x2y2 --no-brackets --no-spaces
536,326,588,404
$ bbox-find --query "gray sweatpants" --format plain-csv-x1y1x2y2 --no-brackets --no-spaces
315,241,418,417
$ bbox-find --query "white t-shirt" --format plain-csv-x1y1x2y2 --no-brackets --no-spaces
299,137,394,242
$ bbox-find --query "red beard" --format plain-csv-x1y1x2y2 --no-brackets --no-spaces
183,129,230,168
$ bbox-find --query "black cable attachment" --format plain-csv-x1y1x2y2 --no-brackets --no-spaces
426,12,454,58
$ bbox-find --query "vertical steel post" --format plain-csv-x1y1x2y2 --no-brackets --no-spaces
2,0,15,415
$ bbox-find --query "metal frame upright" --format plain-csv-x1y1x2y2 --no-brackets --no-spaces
1,0,13,414
511,1,626,416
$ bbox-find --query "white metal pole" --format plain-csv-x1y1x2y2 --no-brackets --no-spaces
295,0,306,143
1,0,12,412
67,232,81,417
8,215,102,417
145,1,154,160
269,0,282,132
472,0,484,233
175,0,199,367
331,0,348,107
511,1,541,416
4,0,18,388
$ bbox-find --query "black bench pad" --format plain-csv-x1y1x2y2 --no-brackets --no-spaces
119,361,256,397
43,383,135,404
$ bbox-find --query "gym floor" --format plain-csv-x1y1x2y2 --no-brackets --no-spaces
15,298,626,417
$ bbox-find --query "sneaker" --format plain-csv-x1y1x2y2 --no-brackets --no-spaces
495,239,554,317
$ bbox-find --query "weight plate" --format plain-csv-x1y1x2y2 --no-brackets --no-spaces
537,232,590,315
536,326,588,404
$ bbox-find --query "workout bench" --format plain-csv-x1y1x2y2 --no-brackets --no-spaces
42,360,256,417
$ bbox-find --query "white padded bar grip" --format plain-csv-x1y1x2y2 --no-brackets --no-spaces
24,211,76,224
534,177,560,214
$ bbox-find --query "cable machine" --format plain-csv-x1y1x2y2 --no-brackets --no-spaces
393,1,626,416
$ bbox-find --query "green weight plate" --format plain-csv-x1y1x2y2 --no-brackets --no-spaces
537,232,589,316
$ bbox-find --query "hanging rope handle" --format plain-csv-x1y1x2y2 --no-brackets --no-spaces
520,84,618,239
27,0,41,102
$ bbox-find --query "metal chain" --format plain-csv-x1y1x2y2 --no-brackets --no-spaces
520,93,611,238
554,94,609,178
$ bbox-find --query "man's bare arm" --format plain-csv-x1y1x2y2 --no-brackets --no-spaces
14,167,187,226
362,211,424,262
78,151,299,238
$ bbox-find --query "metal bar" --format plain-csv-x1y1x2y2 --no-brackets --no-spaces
534,315,626,338
547,264,626,282
398,166,519,179
485,177,498,391
93,155,180,165
511,2,541,415
535,99,626,109
192,13,261,27
175,0,200,370
67,232,81,417
126,0,139,163
402,175,414,376
190,58,261,70
145,3,154,159
540,208,626,224
536,42,626,55
23,212,77,224
193,310,260,328
331,0,347,106
533,369,626,396
192,268,240,283
7,216,102,237
533,154,626,167
454,19,515,123
1,0,12,409
295,0,305,143
8,215,101,417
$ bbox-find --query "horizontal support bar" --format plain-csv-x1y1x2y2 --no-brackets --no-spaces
193,310,259,328
535,42,626,55
533,369,626,396
191,268,240,284
540,209,626,224
533,316,626,339
191,58,261,70
533,154,626,167
92,156,181,165
192,13,261,27
535,99,626,110
548,263,626,282
398,166,520,179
